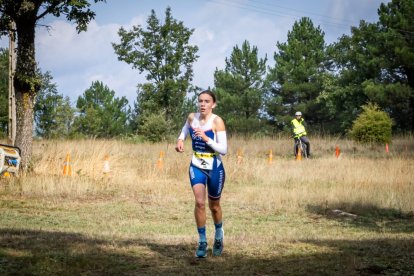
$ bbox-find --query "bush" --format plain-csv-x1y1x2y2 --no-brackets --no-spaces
138,112,169,143
349,103,393,143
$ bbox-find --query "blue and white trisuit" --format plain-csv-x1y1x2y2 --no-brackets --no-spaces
187,113,226,200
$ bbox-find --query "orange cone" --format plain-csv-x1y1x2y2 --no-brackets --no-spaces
268,150,273,164
296,147,302,161
63,153,72,176
237,149,243,164
156,151,165,170
103,155,110,174
335,146,340,158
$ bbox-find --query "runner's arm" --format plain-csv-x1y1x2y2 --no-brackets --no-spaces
178,121,190,141
206,131,227,155
176,115,191,152
206,116,227,155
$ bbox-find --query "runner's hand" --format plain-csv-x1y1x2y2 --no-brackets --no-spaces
175,139,184,152
194,128,208,142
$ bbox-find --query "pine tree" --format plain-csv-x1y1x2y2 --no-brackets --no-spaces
214,40,267,134
73,81,130,138
267,17,327,132
34,71,74,138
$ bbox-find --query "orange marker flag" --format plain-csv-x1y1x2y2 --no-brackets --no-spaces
237,149,243,164
103,155,110,174
63,153,72,176
386,143,389,153
296,147,302,161
157,151,165,169
335,146,340,158
268,150,273,164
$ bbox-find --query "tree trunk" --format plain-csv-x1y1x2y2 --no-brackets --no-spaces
14,18,38,172
8,21,17,145
15,91,35,171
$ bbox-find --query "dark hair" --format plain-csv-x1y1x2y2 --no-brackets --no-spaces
198,90,216,103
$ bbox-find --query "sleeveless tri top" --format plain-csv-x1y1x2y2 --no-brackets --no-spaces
189,113,220,170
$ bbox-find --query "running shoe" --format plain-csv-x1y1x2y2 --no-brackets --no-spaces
212,229,224,256
195,241,208,258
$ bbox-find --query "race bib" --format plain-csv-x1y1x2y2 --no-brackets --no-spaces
191,152,215,170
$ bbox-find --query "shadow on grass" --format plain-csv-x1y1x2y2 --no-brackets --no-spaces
306,202,414,233
1,228,413,275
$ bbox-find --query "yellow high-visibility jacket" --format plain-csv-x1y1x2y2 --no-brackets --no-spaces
291,118,307,138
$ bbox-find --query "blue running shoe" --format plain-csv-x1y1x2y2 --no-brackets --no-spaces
212,229,224,256
195,241,208,258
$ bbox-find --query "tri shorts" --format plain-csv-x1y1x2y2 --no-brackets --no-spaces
189,159,225,200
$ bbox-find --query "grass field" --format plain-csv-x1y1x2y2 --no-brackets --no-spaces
1,136,413,275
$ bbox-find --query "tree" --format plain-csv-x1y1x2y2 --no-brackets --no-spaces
73,81,130,138
113,7,199,134
375,0,413,131
266,17,328,133
34,71,74,138
0,48,8,137
0,0,105,170
214,40,268,134
330,0,414,132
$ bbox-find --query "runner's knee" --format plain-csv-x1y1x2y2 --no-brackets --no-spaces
195,200,206,210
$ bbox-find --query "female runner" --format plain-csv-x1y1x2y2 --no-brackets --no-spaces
175,90,227,258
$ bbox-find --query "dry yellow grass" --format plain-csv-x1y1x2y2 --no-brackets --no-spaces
6,137,410,212
1,136,413,274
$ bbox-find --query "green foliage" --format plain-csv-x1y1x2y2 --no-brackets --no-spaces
214,40,267,134
0,0,105,170
266,17,328,130
132,83,165,131
330,0,414,132
329,22,392,132
362,80,413,131
224,117,273,137
378,0,414,82
0,1,106,34
138,112,169,142
34,71,75,138
349,103,393,143
73,81,130,138
377,0,414,131
132,83,196,142
113,7,198,129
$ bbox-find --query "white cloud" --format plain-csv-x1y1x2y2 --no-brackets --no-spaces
324,0,387,39
327,0,384,23
188,1,293,89
3,0,389,106
35,16,146,104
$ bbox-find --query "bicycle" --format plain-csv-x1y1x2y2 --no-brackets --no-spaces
294,137,308,159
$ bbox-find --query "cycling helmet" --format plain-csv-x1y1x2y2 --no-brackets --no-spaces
295,111,302,116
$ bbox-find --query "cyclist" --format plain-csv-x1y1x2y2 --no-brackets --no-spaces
291,111,311,157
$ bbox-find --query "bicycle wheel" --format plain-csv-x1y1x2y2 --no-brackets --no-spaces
301,142,308,158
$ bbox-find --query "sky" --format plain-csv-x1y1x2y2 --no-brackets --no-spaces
1,0,389,106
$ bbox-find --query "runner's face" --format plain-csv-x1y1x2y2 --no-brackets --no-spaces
198,93,216,114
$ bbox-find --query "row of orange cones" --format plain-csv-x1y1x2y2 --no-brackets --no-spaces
63,144,391,175
63,154,111,176
63,152,166,176
242,146,341,164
